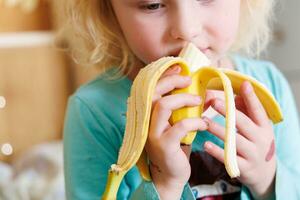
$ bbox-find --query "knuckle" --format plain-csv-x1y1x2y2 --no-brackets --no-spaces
252,104,263,113
152,93,161,103
171,74,186,82
155,99,168,110
179,93,198,101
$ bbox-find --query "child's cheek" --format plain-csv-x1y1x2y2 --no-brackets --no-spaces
207,3,240,54
127,29,166,64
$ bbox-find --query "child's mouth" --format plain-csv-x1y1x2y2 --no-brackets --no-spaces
169,47,210,57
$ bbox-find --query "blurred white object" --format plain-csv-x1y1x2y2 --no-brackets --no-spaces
0,141,65,200
0,32,54,48
0,162,14,200
2,0,40,12
1,143,13,156
0,96,5,108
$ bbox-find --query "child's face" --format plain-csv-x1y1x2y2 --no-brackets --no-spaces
111,0,241,65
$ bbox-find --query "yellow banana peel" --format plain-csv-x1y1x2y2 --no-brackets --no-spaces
102,43,283,200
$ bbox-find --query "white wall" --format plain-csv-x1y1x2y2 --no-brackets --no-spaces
266,0,300,111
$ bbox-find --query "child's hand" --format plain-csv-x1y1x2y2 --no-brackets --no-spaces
204,81,276,200
146,65,208,199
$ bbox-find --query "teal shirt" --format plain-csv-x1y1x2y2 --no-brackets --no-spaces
63,55,300,200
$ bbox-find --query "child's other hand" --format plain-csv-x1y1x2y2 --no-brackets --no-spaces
204,81,276,200
146,65,208,199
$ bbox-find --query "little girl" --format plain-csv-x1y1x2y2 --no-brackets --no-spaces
63,0,300,199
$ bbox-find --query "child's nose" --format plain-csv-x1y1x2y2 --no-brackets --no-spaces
169,7,202,42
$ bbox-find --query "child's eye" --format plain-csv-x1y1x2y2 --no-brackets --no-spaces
139,3,165,11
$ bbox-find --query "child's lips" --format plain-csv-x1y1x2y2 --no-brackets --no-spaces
169,47,210,57
169,50,181,57
201,48,210,54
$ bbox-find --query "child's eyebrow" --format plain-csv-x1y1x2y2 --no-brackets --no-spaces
124,0,158,5
123,0,138,3
121,0,139,7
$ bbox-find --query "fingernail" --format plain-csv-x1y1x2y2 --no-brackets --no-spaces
171,65,180,72
244,81,253,94
204,142,212,151
184,76,191,82
202,116,210,127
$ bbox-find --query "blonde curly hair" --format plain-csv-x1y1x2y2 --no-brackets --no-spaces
60,0,276,80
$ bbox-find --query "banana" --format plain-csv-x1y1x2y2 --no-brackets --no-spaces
102,43,283,200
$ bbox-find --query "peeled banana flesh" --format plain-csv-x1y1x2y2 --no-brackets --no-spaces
102,43,283,200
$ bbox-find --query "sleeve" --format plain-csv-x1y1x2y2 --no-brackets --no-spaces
63,95,196,200
131,182,195,200
270,68,300,199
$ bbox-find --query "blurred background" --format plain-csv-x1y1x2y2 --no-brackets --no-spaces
0,0,299,199
0,0,99,199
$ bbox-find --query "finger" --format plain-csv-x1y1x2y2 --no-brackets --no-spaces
204,141,225,163
155,74,191,98
210,98,257,141
204,141,248,170
240,81,269,126
235,95,247,115
205,90,216,103
150,93,202,138
203,90,225,118
152,65,185,103
204,90,225,108
203,90,215,111
165,117,208,142
203,117,254,159
160,64,181,78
